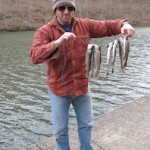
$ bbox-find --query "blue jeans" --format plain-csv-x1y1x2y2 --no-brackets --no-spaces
48,88,94,150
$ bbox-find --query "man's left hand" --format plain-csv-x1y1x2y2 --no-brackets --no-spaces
121,23,135,38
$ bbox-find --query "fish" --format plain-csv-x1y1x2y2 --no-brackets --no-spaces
118,36,130,72
112,39,118,73
92,44,101,78
118,37,124,72
85,44,94,77
106,42,113,75
90,49,95,77
123,37,130,67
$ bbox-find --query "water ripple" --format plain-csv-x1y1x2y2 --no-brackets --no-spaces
0,28,150,150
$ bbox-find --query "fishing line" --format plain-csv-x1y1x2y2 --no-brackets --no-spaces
62,40,67,96
76,36,106,48
76,36,89,45
62,40,70,148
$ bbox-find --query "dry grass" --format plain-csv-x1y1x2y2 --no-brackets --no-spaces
0,0,150,31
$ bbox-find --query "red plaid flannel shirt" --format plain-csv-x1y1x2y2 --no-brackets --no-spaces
30,16,124,96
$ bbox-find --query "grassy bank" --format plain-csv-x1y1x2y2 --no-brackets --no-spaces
0,0,150,31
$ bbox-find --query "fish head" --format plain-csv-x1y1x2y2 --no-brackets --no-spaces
87,44,94,51
114,39,118,45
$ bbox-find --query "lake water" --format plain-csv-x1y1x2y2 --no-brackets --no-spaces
0,27,150,150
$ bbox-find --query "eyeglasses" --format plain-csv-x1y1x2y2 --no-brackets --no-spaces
57,6,75,12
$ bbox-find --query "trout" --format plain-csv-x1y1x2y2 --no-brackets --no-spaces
112,39,118,73
118,36,130,72
106,42,113,75
93,44,101,78
85,44,94,77
123,37,130,67
118,37,124,72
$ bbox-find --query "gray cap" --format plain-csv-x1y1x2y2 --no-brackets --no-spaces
53,0,76,12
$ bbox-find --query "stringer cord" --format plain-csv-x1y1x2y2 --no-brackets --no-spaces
62,37,90,96
62,40,70,148
62,40,67,96
61,37,89,148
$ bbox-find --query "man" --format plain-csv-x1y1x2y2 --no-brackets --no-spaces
30,0,135,149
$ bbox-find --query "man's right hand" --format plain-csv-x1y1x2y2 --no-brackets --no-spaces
54,32,76,47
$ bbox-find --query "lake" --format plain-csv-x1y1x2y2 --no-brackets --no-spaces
0,27,150,150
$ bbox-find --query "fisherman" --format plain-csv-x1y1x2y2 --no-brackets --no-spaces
30,0,135,149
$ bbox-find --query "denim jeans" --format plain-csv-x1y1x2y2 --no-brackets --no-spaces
48,88,94,150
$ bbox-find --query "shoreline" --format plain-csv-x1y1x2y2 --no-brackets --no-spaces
0,24,150,32
25,93,150,150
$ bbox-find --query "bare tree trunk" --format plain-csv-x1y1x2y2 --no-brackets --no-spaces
27,1,32,22
44,0,48,24
141,0,144,20
86,0,89,17
109,0,112,17
100,0,104,20
85,0,91,17
142,0,147,20
129,0,133,17
78,0,82,18
0,0,3,14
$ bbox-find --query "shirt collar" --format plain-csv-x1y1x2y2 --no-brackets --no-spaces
51,16,78,28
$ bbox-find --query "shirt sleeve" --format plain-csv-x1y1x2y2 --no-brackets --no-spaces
30,29,59,64
84,18,126,38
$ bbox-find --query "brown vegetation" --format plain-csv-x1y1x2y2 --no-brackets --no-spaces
0,0,150,31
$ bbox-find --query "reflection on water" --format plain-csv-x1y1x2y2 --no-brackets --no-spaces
0,27,150,150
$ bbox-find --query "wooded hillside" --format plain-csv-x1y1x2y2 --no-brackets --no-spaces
0,0,150,31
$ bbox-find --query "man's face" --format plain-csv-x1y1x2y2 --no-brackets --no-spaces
55,5,75,25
